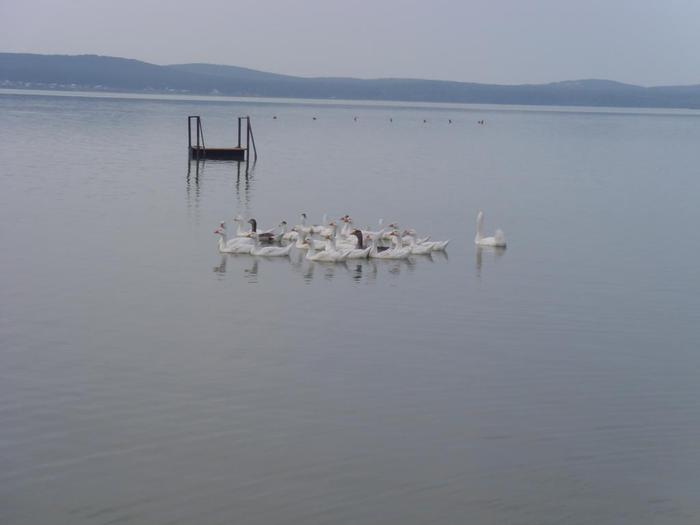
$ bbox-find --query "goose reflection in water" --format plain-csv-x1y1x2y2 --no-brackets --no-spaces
349,260,379,284
211,254,259,280
213,255,227,276
475,245,506,278
244,259,259,283
431,250,449,262
303,260,315,284
213,249,448,284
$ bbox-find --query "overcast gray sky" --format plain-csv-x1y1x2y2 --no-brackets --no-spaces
1,0,699,86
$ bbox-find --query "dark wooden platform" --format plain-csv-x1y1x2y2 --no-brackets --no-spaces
189,146,246,160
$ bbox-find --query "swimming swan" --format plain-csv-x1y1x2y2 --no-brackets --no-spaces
474,210,506,248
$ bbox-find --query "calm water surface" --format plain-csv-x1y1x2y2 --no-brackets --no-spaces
1,91,700,524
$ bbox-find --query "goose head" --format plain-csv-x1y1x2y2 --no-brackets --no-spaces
247,218,258,232
351,229,364,248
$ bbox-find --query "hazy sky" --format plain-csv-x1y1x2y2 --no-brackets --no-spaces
2,0,699,86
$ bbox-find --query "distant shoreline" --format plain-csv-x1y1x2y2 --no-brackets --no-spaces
3,53,700,111
4,87,700,117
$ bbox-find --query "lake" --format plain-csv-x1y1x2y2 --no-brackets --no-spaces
1,90,700,524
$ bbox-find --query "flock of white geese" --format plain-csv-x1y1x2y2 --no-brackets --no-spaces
214,211,505,261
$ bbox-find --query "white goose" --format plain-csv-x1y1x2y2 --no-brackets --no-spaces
311,213,329,234
306,235,348,262
219,220,249,239
214,226,253,254
421,238,450,252
333,230,371,259
475,210,506,247
312,219,337,239
404,234,433,255
400,229,431,246
250,233,293,257
380,223,400,241
295,233,326,250
360,218,385,239
369,232,411,259
279,221,298,242
232,215,254,237
339,216,354,238
295,213,313,236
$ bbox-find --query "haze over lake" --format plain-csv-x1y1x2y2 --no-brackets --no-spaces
2,90,700,524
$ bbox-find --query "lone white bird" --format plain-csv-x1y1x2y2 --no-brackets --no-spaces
474,210,506,247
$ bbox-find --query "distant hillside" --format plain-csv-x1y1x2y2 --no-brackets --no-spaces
2,52,700,109
0,53,220,92
169,62,297,82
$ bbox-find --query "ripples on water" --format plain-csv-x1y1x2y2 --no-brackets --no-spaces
2,90,700,524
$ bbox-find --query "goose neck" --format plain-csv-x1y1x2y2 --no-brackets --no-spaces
353,232,363,249
217,230,228,251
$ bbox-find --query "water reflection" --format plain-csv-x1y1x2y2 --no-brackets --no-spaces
234,160,255,213
212,255,227,276
475,246,506,278
186,158,256,215
244,258,259,283
186,157,202,185
213,252,448,284
186,158,203,218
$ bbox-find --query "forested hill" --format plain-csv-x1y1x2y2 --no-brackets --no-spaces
3,53,700,109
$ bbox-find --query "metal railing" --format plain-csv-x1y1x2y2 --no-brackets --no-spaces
238,116,258,162
187,116,206,159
